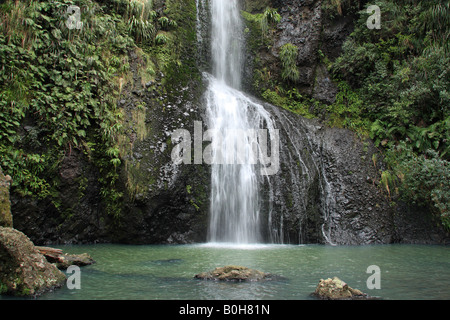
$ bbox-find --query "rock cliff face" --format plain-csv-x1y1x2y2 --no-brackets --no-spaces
11,0,210,245
8,0,449,245
242,0,355,104
260,103,396,244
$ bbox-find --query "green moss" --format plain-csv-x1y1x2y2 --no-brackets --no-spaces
158,0,200,89
0,184,12,228
262,88,316,119
243,0,271,13
241,10,266,51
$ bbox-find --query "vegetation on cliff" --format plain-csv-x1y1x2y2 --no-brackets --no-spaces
0,0,194,219
329,0,449,228
242,0,449,229
0,0,448,239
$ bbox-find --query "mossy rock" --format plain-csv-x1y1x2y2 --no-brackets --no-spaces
0,227,66,297
0,167,12,228
313,276,373,300
194,265,276,282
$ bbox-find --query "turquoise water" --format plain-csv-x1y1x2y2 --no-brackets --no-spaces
10,244,450,300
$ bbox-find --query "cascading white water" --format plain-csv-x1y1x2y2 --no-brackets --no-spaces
204,0,278,244
210,0,243,89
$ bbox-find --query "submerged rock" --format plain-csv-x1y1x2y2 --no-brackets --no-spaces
313,276,372,300
57,253,95,270
194,265,275,282
0,227,66,297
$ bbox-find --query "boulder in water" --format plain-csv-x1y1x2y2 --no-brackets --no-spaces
313,276,371,300
194,265,274,282
0,227,66,296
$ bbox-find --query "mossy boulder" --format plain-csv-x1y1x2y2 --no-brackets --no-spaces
195,265,275,282
0,167,12,228
313,276,370,300
0,227,66,296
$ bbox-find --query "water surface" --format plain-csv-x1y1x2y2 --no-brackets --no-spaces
29,244,450,300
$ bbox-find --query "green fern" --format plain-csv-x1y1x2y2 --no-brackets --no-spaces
280,43,300,82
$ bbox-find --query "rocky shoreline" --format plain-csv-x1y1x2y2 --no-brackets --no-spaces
1,166,95,297
0,226,95,297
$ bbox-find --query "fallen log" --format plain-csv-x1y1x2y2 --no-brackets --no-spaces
35,246,95,270
36,246,63,260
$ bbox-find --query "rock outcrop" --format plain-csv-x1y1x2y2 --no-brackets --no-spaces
195,265,275,282
313,276,371,300
0,227,66,296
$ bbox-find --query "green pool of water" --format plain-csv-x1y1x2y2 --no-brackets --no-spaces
9,243,450,300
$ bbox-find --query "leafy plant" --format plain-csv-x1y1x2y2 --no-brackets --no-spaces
125,0,157,43
260,7,281,37
279,43,300,83
158,16,177,30
155,32,169,45
0,0,133,210
386,144,450,229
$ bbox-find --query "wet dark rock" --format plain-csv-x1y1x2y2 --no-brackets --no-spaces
262,104,397,245
150,258,183,265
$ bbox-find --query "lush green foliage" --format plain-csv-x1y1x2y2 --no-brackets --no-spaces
1,0,126,201
241,7,280,43
325,81,371,136
321,0,363,20
0,0,181,217
329,0,450,227
386,144,449,228
259,7,281,38
279,43,300,83
332,0,449,157
253,0,449,228
262,87,315,119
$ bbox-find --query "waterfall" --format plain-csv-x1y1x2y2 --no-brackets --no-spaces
201,0,278,244
210,0,243,89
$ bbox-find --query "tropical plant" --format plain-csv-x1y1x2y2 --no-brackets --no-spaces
279,43,300,82
260,7,281,37
125,0,157,43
